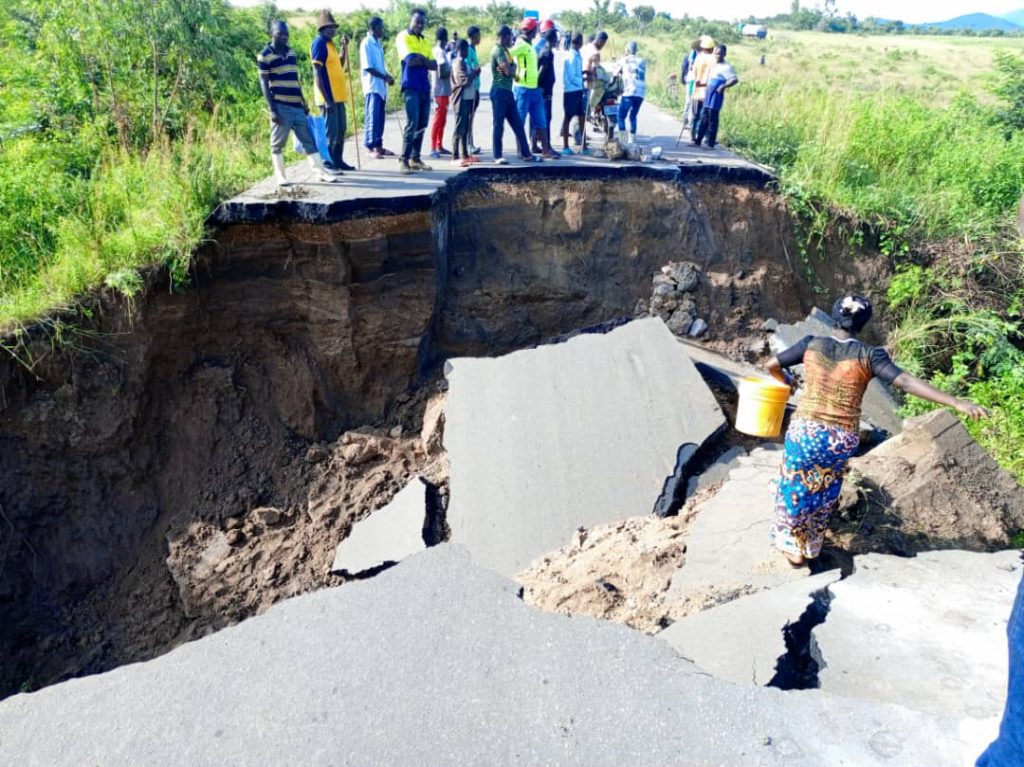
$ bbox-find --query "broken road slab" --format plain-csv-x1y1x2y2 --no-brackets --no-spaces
658,570,842,686
815,549,1021,749
666,446,807,612
444,317,725,576
769,307,901,435
0,545,979,766
330,476,428,575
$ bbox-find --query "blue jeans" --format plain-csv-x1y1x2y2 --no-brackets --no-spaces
490,87,530,160
617,95,644,133
514,86,547,139
364,92,385,150
978,572,1024,766
401,89,430,161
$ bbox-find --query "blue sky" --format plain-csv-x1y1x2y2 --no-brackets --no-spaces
233,1,1024,25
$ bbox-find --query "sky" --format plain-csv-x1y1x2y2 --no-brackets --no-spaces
233,1,1024,25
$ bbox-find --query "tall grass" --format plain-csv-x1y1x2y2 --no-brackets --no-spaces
0,110,268,330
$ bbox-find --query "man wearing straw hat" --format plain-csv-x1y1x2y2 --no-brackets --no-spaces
311,10,354,171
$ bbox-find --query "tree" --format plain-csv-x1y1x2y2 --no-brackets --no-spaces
992,51,1024,135
588,0,611,30
633,4,655,35
484,0,520,30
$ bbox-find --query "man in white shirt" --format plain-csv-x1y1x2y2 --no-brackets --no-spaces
360,16,395,159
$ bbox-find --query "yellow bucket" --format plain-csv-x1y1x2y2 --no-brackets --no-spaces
735,376,791,438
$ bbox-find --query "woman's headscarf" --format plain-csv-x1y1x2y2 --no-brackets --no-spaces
831,294,873,334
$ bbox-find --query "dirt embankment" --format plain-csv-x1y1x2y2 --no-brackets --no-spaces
0,174,891,696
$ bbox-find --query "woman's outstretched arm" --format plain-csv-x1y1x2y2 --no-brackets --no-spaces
891,372,990,419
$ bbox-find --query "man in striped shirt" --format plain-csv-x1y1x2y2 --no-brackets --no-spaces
258,20,339,186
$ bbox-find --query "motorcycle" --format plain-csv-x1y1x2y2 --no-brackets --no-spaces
587,68,623,143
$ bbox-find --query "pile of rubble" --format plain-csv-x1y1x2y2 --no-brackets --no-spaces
635,261,708,338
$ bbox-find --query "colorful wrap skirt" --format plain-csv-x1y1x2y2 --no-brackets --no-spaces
771,417,860,559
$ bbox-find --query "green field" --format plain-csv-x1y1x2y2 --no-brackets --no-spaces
1,5,1023,478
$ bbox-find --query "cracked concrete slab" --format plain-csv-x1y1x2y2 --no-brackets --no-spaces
815,549,1021,751
658,570,841,685
769,308,901,435
0,545,979,766
666,445,807,611
330,477,428,575
444,317,725,575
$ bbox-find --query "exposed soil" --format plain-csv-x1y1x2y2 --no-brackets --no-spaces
0,173,895,697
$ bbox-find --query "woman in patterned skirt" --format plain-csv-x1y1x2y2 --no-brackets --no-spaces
765,295,989,566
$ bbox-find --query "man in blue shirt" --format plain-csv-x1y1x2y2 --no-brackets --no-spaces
693,44,738,149
559,32,585,154
360,16,395,159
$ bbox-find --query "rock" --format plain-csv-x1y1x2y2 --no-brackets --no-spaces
652,274,676,287
632,299,647,317
658,571,842,686
331,478,428,575
676,297,697,316
747,338,767,357
0,545,980,766
665,309,694,337
224,516,243,531
770,308,901,435
251,506,282,526
666,446,804,615
836,409,1024,553
305,445,330,464
652,282,675,298
388,425,403,439
688,318,708,337
816,549,1020,751
761,318,779,332
667,262,700,293
420,393,447,456
444,318,725,576
226,529,244,546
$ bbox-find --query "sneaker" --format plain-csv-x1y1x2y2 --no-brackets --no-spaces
542,151,561,160
429,150,442,159
519,154,542,163
409,158,433,171
494,157,509,165
471,146,481,155
399,161,412,175
464,155,481,164
336,161,356,171
437,147,452,156
316,171,342,182
561,147,576,156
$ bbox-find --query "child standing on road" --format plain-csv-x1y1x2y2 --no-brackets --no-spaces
450,39,480,166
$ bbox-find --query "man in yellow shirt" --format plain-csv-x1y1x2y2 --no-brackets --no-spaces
310,10,353,171
395,9,437,173
510,18,559,160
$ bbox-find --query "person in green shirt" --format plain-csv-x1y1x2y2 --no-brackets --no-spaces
510,19,560,160
490,25,536,164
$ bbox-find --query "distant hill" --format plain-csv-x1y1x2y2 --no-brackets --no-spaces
1000,8,1024,26
925,12,1022,31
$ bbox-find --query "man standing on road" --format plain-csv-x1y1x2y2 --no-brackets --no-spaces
560,32,585,154
616,41,646,145
360,16,395,159
430,27,452,158
689,35,716,143
510,18,560,160
465,26,483,155
490,24,536,164
310,11,354,171
258,20,340,186
395,9,437,174
693,43,738,149
534,20,559,155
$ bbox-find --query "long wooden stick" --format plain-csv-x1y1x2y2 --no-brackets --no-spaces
344,41,361,169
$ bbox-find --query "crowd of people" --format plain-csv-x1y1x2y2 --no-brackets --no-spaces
257,9,739,184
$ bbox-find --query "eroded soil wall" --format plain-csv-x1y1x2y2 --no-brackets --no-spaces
0,173,888,695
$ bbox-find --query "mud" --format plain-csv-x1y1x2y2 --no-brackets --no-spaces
0,173,891,697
